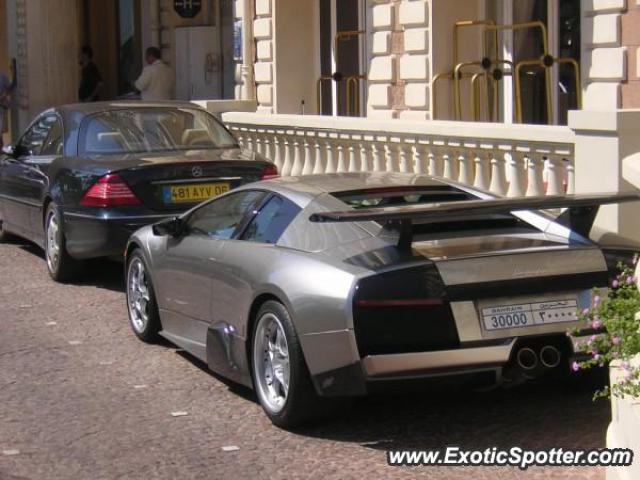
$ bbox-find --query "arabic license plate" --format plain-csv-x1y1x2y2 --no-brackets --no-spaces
481,299,578,331
163,183,230,204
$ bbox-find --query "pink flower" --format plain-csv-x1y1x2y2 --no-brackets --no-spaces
612,279,620,288
612,336,621,346
582,308,590,315
587,335,597,345
591,319,602,329
571,361,580,372
593,353,601,361
593,295,601,305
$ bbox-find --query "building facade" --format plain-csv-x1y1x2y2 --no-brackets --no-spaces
2,0,639,136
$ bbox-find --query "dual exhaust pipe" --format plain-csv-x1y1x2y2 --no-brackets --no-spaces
515,345,562,371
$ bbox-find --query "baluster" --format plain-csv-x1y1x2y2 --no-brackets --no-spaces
525,156,544,196
545,156,563,196
348,144,358,172
301,135,314,175
235,130,245,149
272,135,283,172
290,136,303,176
398,144,410,173
457,151,473,185
427,147,440,176
313,139,325,174
506,152,526,197
473,152,490,190
442,149,457,181
413,145,424,174
325,141,336,173
280,136,293,176
262,133,272,161
255,132,263,155
565,158,575,194
489,151,507,196
384,144,396,172
336,143,347,172
247,130,256,152
371,143,383,172
359,143,370,172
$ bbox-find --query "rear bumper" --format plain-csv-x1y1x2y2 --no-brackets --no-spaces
62,211,171,260
309,330,597,397
361,341,515,377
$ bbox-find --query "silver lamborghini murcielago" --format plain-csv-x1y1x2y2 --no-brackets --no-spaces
124,172,640,428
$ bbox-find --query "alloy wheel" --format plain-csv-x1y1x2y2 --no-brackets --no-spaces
253,312,291,414
127,257,151,333
46,212,60,272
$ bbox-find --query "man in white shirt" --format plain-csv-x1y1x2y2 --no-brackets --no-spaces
0,62,16,148
135,47,175,101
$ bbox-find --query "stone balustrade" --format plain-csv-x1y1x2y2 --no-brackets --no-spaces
222,112,576,197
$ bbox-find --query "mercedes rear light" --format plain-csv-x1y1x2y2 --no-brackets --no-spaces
80,173,141,207
261,164,279,180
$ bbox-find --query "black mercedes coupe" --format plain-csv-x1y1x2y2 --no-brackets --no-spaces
0,101,276,281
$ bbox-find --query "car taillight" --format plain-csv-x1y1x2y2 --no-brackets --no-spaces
261,164,279,180
80,173,141,207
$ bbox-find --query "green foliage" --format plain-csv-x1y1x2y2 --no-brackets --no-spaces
571,261,640,400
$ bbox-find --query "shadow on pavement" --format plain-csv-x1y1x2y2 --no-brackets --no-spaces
297,373,610,451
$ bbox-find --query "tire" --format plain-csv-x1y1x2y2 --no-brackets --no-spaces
251,300,350,428
0,220,14,243
126,249,161,343
44,203,83,282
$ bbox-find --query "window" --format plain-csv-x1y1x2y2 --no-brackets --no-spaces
241,195,301,244
16,115,58,156
79,108,237,155
41,119,64,156
186,191,266,239
334,186,473,209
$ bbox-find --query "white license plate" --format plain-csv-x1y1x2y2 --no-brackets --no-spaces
481,299,579,331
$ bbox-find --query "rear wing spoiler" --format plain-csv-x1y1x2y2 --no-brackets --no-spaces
309,193,640,250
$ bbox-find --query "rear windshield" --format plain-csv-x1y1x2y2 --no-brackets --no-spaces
79,108,237,155
332,186,534,233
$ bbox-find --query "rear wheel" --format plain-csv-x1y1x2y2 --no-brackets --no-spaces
251,300,350,428
45,203,83,282
126,250,161,343
0,220,14,242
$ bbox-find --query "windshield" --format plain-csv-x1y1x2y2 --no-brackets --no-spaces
79,108,238,155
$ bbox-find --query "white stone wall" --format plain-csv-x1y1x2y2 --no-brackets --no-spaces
367,0,432,120
233,0,274,111
582,0,627,110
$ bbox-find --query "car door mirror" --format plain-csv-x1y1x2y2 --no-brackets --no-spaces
1,144,15,156
152,217,184,237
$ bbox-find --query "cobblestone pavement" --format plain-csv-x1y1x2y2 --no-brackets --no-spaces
0,238,611,480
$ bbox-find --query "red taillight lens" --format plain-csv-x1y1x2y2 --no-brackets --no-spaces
80,173,141,207
261,164,279,180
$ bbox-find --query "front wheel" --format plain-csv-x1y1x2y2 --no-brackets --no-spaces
251,300,350,428
45,203,83,282
126,250,161,343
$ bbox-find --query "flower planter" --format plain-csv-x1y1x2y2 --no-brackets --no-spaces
607,355,640,480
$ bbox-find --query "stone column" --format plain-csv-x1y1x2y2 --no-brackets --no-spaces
569,109,640,246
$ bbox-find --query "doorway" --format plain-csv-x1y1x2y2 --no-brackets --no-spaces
495,0,580,125
82,0,143,99
319,0,367,116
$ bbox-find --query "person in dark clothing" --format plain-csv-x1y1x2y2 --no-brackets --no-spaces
78,46,103,102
